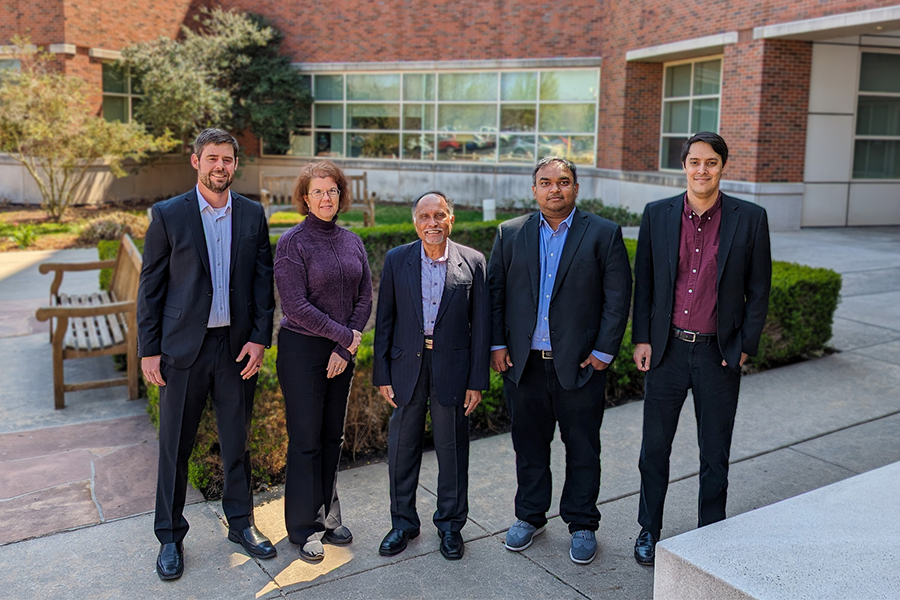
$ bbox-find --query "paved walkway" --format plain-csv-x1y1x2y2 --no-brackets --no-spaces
0,227,899,599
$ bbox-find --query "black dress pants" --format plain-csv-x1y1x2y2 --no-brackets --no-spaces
387,349,469,533
277,328,354,544
638,337,741,539
505,351,607,533
155,326,255,544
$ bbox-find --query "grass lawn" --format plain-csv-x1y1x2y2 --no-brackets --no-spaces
0,205,148,251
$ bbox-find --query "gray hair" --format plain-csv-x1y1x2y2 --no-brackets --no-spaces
411,191,454,218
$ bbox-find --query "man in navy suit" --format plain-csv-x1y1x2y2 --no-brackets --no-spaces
631,132,771,566
138,128,276,580
373,191,490,561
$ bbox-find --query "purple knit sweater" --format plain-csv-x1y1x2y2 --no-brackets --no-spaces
274,213,373,361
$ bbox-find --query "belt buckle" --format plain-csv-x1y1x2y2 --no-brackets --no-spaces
424,337,434,350
684,330,697,343
541,350,553,360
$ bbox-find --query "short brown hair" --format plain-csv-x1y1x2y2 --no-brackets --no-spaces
291,160,353,215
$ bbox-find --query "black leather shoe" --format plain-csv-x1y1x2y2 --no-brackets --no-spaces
439,530,464,560
324,525,353,545
228,525,277,559
634,529,657,566
378,528,419,556
156,542,184,581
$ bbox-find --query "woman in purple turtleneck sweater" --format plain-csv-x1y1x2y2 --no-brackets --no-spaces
274,161,372,562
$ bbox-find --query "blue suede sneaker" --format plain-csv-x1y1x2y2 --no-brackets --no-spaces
570,530,597,564
504,520,546,551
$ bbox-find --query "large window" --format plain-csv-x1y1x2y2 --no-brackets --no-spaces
266,69,600,165
854,52,900,179
660,58,721,170
102,63,141,123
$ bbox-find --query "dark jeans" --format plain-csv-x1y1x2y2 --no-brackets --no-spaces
388,349,470,533
277,328,354,544
505,351,607,533
638,337,741,539
155,326,255,544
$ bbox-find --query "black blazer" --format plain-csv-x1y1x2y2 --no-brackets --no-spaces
373,240,490,407
631,193,771,371
137,189,275,369
488,209,632,391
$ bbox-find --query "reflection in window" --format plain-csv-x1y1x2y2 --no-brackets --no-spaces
660,58,721,169
266,69,599,165
102,63,142,123
855,53,900,179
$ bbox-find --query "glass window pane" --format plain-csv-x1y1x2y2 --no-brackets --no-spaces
693,59,721,96
347,104,400,129
403,134,435,160
347,74,400,100
349,132,399,159
538,104,596,133
661,136,688,169
537,135,595,165
403,73,435,101
665,64,692,98
853,139,900,179
314,131,343,158
289,131,314,156
437,104,497,132
859,53,900,94
663,100,690,133
314,74,343,100
501,72,537,101
438,73,498,101
691,98,719,133
437,134,463,160
500,105,536,132
102,63,127,94
403,104,434,130
539,70,598,101
102,96,127,122
315,104,343,130
0,59,20,71
857,96,900,136
499,135,536,163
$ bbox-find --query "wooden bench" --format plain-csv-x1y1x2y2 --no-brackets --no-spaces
260,171,377,226
35,234,142,409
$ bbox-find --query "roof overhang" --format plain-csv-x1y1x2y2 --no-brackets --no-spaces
626,32,738,63
753,5,900,41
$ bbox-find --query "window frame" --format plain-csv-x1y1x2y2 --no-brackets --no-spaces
658,55,723,172
852,49,900,181
101,62,141,124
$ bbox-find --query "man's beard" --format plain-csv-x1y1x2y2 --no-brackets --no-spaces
200,169,233,194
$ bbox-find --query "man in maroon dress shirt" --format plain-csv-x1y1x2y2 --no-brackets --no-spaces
631,132,772,566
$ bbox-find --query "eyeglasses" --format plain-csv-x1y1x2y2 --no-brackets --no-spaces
308,188,340,201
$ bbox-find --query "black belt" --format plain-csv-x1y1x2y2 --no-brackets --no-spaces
671,326,715,343
206,326,230,337
424,336,434,350
530,349,553,360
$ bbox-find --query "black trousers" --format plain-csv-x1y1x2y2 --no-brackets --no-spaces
277,328,354,544
638,337,741,539
155,326,255,544
388,349,469,533
505,351,607,533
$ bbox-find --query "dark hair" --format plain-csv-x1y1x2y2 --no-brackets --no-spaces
681,132,728,166
291,160,352,215
532,156,578,186
193,128,239,159
411,190,454,218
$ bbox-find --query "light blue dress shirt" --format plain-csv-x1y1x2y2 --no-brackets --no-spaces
197,186,232,328
421,243,449,336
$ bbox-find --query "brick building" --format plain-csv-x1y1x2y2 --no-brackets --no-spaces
2,1,899,228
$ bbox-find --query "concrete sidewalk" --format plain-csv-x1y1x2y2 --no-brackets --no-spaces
0,228,899,599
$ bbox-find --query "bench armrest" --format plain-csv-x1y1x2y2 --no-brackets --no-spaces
35,300,136,322
39,260,116,274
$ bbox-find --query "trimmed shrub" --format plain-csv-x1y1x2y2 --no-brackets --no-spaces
79,211,149,245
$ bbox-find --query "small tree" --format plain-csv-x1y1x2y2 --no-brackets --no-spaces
0,43,175,221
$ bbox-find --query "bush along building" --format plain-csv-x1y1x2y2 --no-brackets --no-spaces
2,1,900,229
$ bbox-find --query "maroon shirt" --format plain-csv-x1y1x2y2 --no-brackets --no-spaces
671,193,721,334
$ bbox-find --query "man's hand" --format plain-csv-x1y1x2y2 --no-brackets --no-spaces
580,354,610,371
634,343,652,372
491,348,513,373
722,352,749,368
327,352,349,379
237,342,266,379
379,385,397,408
347,329,363,354
142,355,166,387
463,389,482,416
